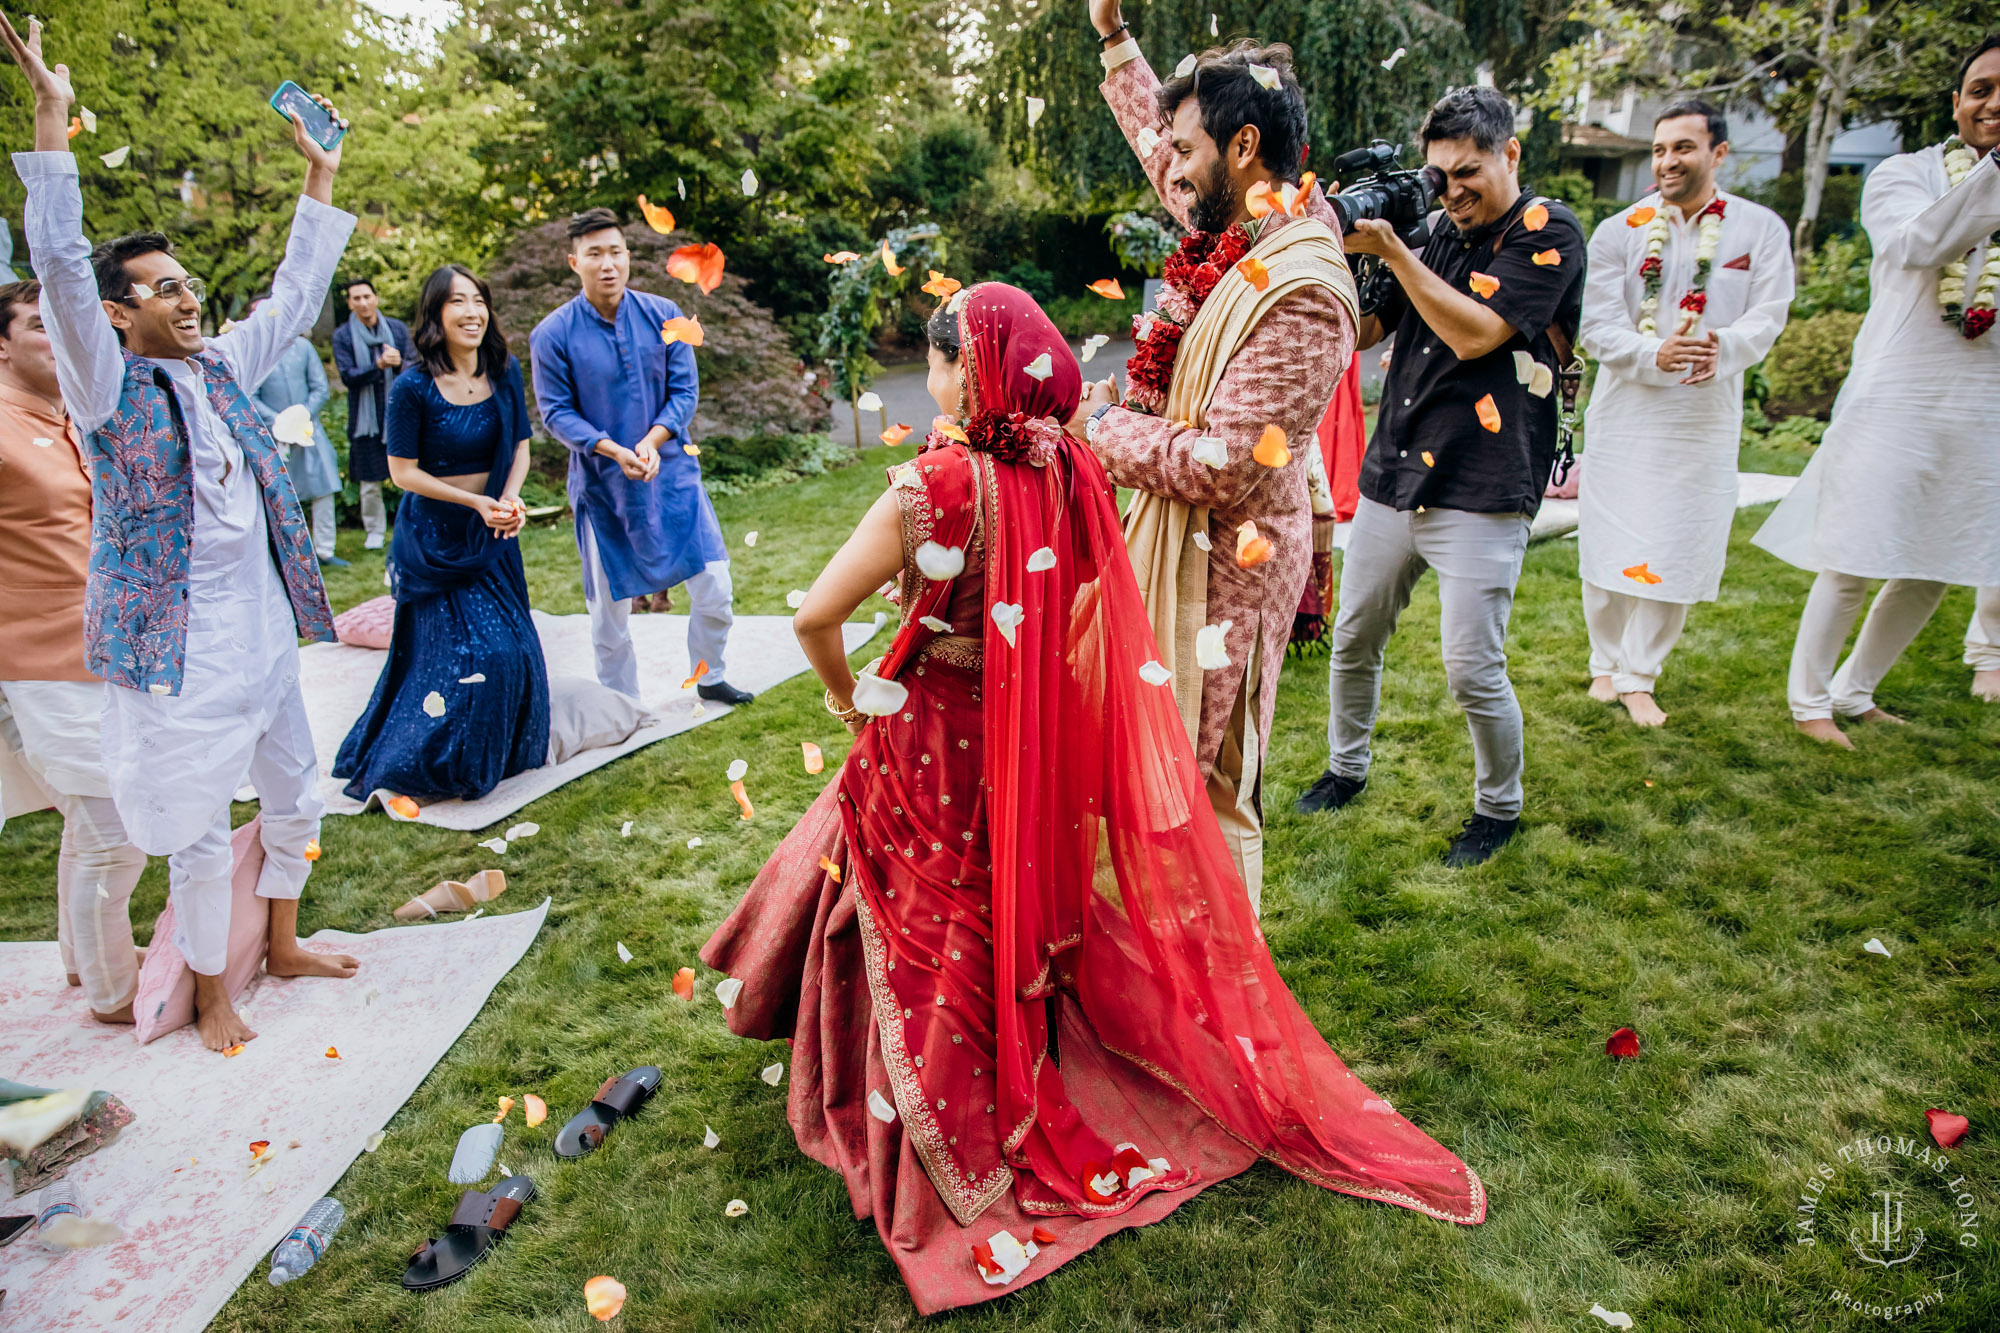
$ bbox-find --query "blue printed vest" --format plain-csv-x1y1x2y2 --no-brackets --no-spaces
82,347,335,695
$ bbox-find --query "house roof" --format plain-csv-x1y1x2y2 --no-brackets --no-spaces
1559,121,1652,158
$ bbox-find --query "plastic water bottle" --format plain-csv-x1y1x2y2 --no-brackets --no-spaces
35,1179,83,1250
268,1197,345,1285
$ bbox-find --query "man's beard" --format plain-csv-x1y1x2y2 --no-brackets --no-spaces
1187,159,1237,234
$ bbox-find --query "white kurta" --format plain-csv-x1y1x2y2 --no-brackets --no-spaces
1579,191,1794,603
1755,146,2000,583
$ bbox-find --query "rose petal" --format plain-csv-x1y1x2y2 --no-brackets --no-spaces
1381,46,1406,71
1605,1026,1641,1058
1252,423,1289,467
1864,937,1892,957
1588,1305,1634,1329
1247,62,1280,90
1192,529,1212,552
857,390,884,413
1236,255,1269,291
616,942,634,964
101,145,131,168
494,1096,516,1123
1627,205,1657,227
880,423,913,446
818,854,843,883
270,403,316,445
991,602,1024,647
1026,546,1057,572
324,1045,339,1059
880,242,904,276
1087,278,1125,300
1194,621,1232,671
867,1088,898,1123
422,691,446,718
686,836,702,848
1532,248,1562,266
673,967,695,1001
79,105,97,133
660,315,704,347
1529,362,1554,399
365,1130,385,1151
1235,520,1272,569
504,822,539,841
741,167,758,196
1136,126,1161,157
921,270,962,298
1475,394,1503,433
524,1094,547,1126
302,838,322,863
1138,660,1172,687
1523,202,1549,231
851,671,909,716
621,821,633,837
386,794,420,821
1622,562,1664,586
585,1274,628,1321
703,1125,720,1148
1080,333,1110,363
919,615,953,633
636,193,675,233
1926,1107,1970,1148
1174,53,1197,78
761,1063,784,1085
1023,351,1053,381
725,1198,750,1216
715,976,744,1008
1191,435,1228,469
1025,96,1046,128
224,1043,245,1057
725,758,749,783
916,541,966,580
801,741,824,774
823,250,861,264
1469,271,1500,299
479,838,509,855
458,672,486,684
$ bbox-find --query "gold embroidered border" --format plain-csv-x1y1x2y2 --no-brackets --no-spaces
854,892,1013,1228
919,635,983,671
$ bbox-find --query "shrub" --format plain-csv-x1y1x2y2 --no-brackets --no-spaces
1793,233,1872,318
990,260,1057,302
1764,310,1864,419
698,432,859,498
1044,290,1141,341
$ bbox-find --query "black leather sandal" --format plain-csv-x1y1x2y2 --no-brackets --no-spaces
554,1066,662,1158
402,1175,535,1292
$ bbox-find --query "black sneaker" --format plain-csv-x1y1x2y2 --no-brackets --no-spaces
696,681,755,706
1294,769,1366,814
1444,814,1518,868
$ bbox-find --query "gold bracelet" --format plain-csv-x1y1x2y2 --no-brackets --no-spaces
824,688,861,722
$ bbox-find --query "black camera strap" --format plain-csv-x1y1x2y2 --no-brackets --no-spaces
1490,197,1583,488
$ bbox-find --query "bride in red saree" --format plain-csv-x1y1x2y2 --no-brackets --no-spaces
702,283,1484,1313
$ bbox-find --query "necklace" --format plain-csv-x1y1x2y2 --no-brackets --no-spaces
1636,195,1726,336
1939,137,2000,340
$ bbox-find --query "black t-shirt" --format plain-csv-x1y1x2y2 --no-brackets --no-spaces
1361,191,1586,517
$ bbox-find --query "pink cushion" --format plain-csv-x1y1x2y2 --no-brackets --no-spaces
333,595,395,649
1544,454,1582,500
132,816,272,1044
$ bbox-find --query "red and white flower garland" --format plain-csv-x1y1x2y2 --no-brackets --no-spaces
1939,136,2000,340
1636,196,1726,336
1123,221,1256,416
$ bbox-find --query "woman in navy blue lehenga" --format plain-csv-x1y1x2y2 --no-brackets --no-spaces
334,264,549,806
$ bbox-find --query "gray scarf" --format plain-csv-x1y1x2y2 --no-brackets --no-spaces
346,313,398,438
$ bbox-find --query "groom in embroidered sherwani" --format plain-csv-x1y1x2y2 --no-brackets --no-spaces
1073,2,1357,912
1577,99,1792,727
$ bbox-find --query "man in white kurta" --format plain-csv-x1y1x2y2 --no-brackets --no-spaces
7,13,360,1049
1754,39,2000,744
1579,100,1793,726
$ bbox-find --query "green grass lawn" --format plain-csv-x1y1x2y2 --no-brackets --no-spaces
5,441,1997,1331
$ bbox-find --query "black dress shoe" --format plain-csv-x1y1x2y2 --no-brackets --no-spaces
1444,814,1519,868
1294,769,1366,814
696,681,755,705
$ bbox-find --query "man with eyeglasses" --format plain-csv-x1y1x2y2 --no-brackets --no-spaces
5,12,362,1052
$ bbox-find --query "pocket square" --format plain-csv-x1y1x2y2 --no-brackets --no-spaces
1722,253,1751,271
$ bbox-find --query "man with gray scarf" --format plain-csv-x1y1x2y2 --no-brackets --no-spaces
331,276,415,550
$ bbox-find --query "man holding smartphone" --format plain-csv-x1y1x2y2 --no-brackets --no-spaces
1294,85,1585,867
4,12,362,1051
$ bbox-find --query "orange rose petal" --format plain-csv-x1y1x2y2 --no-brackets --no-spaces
325,1046,340,1059
730,778,754,820
524,1093,548,1126
1623,562,1664,586
920,270,961,298
665,242,726,294
1468,271,1500,299
1236,256,1269,292
388,794,420,820
880,422,913,447
1244,181,1276,218
823,250,862,264
301,838,322,863
636,194,676,235
1627,205,1657,227
819,854,842,883
494,1096,516,1123
224,1043,246,1057
933,415,969,443
584,1274,628,1321
1251,423,1289,467
1287,170,1317,217
660,316,705,348
1235,520,1273,569
673,966,695,1000
1087,278,1125,300
1421,451,1435,467
802,741,825,774
1474,394,1503,433
1522,202,1549,231
880,243,905,277
249,1140,270,1156
683,442,700,456
67,116,81,139
1531,249,1561,267
681,659,709,690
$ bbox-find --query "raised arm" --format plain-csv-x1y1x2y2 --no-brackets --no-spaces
1865,149,2000,272
3,13,122,435
1097,38,1191,231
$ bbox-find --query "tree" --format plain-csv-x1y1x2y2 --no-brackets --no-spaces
814,224,947,448
1537,0,1995,269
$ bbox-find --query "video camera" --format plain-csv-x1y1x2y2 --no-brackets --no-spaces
1329,141,1442,245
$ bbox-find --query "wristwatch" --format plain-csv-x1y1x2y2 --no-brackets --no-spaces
1085,403,1115,443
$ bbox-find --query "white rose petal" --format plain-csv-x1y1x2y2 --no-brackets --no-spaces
1025,546,1057,572
504,822,539,841
850,671,909,716
703,1125,720,1149
1190,436,1228,469
79,106,97,133
1210,12,1219,36
32,436,52,448
621,821,633,837
364,1131,385,1152
1512,350,1536,385
743,531,758,546
915,541,966,580
991,602,1025,647
422,690,447,718
1529,362,1554,399
677,177,686,199
726,759,748,782
1088,1170,1122,1198
857,390,883,413
867,1089,899,1123
740,168,758,196
1025,96,1045,128
1136,126,1160,157
1023,351,1054,381
1174,53,1197,78
479,838,508,855
761,1062,784,1085
616,941,634,963
981,1228,1035,1285
1361,1098,1395,1114
725,1198,750,1216
786,589,808,609
1194,620,1233,671
1863,937,1892,958
1192,529,1213,552
1247,63,1280,91
1080,333,1110,363
101,144,131,168
686,836,703,848
458,673,486,683
1138,660,1172,687
919,615,953,633
715,976,744,1008
1381,47,1407,71
1588,1305,1635,1330
270,403,316,445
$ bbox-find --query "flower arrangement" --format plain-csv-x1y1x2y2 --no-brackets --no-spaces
1124,223,1253,415
1939,137,2000,340
1636,196,1726,336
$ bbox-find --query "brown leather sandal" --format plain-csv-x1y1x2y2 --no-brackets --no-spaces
402,1175,535,1291
395,870,507,922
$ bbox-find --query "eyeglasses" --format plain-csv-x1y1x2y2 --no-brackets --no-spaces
122,277,207,306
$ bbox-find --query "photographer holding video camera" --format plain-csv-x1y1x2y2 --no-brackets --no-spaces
1294,86,1585,869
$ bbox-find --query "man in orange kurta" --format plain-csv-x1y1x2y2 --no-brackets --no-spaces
0,278,147,1022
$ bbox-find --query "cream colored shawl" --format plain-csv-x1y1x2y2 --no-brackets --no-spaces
1123,216,1358,742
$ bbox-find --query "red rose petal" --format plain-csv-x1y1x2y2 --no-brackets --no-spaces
1605,1026,1641,1058
971,1240,1001,1275
1926,1108,1970,1149
1031,1225,1058,1245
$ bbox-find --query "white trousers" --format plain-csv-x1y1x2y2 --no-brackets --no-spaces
1582,582,1690,696
0,679,146,1013
359,480,386,542
1787,571,1949,721
310,493,337,560
1965,586,2000,672
580,518,734,699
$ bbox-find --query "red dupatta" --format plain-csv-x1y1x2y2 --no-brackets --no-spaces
874,284,1484,1226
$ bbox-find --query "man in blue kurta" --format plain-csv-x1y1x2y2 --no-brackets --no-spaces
529,207,750,704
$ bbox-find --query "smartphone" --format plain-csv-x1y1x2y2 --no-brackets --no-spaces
269,81,345,151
